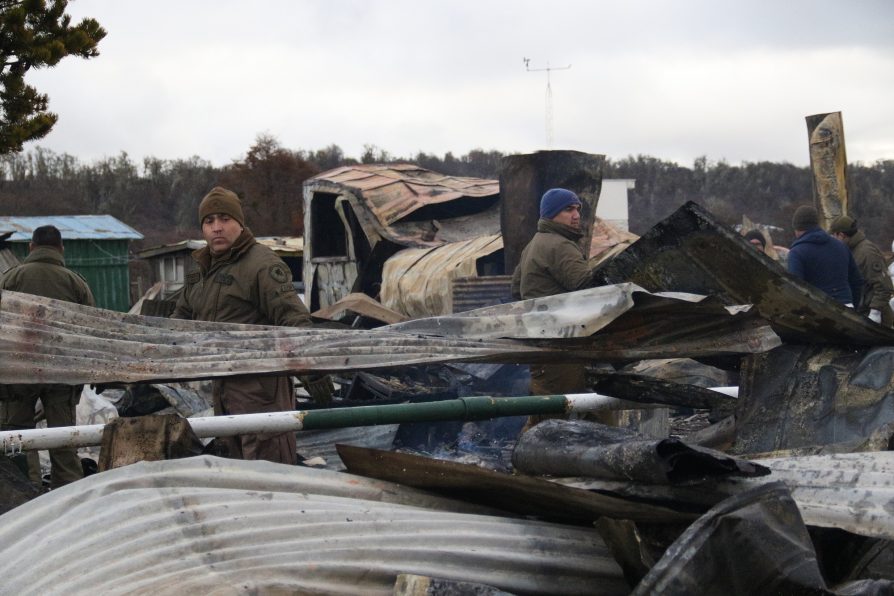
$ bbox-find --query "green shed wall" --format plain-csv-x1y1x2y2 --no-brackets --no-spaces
8,239,132,311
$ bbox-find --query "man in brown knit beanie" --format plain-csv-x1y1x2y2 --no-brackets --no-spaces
172,186,332,465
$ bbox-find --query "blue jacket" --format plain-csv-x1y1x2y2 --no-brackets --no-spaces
788,226,863,305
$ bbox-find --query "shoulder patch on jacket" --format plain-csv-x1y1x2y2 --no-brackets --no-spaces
269,264,289,283
185,271,201,284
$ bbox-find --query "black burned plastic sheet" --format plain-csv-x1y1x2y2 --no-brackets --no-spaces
631,483,894,596
734,345,894,455
513,419,769,484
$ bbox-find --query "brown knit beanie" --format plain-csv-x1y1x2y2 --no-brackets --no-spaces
199,187,244,226
829,215,858,236
791,205,819,231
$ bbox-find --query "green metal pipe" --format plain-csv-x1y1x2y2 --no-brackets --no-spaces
1,392,654,452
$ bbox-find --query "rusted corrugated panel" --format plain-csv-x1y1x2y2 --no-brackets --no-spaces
452,275,513,314
595,200,894,345
380,234,503,318
0,456,627,595
0,286,780,386
0,289,545,385
306,164,500,248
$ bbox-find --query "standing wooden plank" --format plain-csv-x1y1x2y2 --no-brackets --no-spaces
806,111,849,227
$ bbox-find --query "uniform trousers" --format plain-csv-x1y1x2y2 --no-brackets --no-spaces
1,384,83,487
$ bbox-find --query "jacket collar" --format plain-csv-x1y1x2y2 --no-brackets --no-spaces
24,246,65,266
192,227,256,272
537,217,583,242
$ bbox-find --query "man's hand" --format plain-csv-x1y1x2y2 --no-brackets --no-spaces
869,309,882,324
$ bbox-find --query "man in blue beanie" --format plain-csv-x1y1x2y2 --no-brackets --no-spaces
511,188,593,299
511,188,596,424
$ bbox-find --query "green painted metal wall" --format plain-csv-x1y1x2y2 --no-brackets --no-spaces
8,239,133,311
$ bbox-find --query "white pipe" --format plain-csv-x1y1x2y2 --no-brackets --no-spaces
1,386,738,453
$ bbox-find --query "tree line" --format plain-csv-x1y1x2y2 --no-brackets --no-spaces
1,134,893,253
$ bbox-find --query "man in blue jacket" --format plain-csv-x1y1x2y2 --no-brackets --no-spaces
788,205,862,306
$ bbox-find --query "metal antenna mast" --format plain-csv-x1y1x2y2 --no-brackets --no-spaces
524,58,571,148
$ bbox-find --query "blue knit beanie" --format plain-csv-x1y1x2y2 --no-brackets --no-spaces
539,188,581,219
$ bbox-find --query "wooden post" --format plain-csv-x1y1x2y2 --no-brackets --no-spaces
806,111,849,227
499,150,605,273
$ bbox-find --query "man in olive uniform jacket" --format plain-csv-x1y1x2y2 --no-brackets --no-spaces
830,215,894,327
172,187,317,465
511,188,595,405
0,225,95,487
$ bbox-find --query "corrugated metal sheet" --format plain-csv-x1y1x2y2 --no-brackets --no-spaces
0,215,142,241
0,456,627,595
309,164,500,226
452,275,514,314
381,234,503,318
305,164,500,249
558,452,894,541
0,285,781,385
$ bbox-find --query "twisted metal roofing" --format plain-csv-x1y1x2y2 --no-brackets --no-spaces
0,456,627,595
0,285,781,385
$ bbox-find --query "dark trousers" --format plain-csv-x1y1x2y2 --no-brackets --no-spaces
1,384,83,487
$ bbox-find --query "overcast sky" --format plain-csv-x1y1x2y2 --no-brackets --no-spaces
25,0,894,168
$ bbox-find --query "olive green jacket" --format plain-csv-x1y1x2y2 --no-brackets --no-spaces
171,228,311,327
0,246,94,306
846,230,894,312
511,218,593,300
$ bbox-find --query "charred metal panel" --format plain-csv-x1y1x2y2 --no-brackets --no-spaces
380,234,503,318
500,150,604,273
452,275,513,314
594,200,894,345
734,345,894,454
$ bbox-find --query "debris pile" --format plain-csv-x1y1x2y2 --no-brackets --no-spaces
3,200,894,594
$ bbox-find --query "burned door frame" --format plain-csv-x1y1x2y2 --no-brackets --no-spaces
303,184,384,312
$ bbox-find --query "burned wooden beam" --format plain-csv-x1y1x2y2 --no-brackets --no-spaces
337,444,695,524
